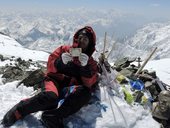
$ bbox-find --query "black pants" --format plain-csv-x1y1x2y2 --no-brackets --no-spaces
15,85,91,128
41,86,91,128
16,91,58,117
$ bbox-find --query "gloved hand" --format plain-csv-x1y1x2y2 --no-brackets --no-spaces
79,53,89,66
98,53,105,64
103,59,111,73
61,52,72,64
98,54,111,73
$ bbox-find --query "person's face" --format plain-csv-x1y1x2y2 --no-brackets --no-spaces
78,34,89,51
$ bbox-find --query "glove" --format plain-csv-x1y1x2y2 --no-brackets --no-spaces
98,54,111,73
103,60,111,73
79,53,89,66
98,53,105,64
61,52,72,64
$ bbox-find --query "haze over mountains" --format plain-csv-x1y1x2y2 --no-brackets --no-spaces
0,9,170,61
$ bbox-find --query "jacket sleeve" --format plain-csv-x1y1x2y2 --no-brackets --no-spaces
46,45,70,81
47,45,69,73
80,57,98,88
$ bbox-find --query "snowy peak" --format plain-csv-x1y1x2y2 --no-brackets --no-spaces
0,33,49,61
0,9,145,52
129,22,170,58
0,33,22,47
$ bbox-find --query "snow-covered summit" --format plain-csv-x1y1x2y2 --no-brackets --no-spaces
146,58,170,84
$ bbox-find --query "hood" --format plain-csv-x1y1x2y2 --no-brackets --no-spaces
73,26,96,57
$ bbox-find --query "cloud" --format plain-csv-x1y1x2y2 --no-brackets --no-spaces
150,3,160,7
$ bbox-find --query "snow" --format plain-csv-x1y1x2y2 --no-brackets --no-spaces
2,56,170,127
0,82,43,128
146,58,170,84
1,11,170,61
127,22,170,59
0,9,153,54
0,78,160,128
0,34,49,61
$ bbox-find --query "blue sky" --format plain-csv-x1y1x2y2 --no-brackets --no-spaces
0,0,169,9
0,0,170,18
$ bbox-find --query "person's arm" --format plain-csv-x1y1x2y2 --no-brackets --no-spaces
80,57,98,88
47,45,69,73
46,45,78,86
46,45,70,80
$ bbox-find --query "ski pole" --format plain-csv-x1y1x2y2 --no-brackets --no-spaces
135,47,157,76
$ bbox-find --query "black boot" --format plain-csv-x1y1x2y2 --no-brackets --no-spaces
2,91,58,127
1,104,22,127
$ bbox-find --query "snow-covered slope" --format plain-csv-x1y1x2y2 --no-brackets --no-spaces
0,33,49,61
146,58,170,84
0,73,161,128
0,79,160,128
127,22,170,59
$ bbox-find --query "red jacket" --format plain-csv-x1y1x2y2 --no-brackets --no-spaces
46,26,98,88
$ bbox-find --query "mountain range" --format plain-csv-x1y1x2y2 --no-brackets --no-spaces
0,10,170,61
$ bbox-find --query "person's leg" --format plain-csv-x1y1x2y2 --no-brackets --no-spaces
41,86,91,128
2,80,59,127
